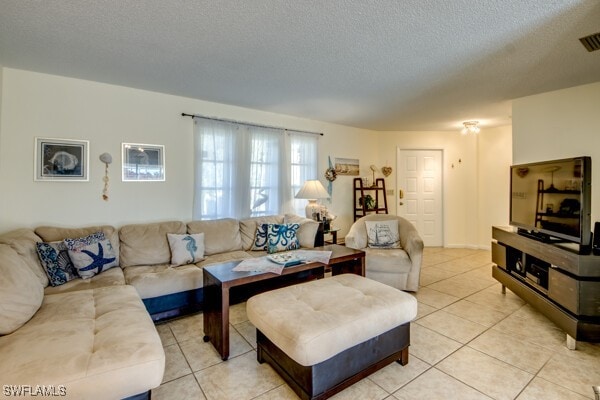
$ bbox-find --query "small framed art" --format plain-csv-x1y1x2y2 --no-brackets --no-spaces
334,157,360,176
122,143,165,181
34,137,89,181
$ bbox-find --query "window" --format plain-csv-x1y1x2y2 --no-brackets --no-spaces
193,118,318,220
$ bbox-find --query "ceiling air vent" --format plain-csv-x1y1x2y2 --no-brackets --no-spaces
579,32,600,52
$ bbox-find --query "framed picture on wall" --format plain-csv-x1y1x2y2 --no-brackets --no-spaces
34,137,89,181
122,143,165,181
334,157,360,176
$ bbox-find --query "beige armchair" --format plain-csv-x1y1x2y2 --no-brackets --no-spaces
345,214,424,292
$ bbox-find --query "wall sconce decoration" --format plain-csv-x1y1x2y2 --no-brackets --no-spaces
99,153,112,201
461,121,480,135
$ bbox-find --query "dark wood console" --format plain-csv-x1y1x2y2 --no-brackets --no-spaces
491,226,600,348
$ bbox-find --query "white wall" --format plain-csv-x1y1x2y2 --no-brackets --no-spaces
512,82,600,227
0,68,378,234
477,126,512,248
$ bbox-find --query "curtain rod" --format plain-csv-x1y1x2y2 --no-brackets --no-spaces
181,113,324,136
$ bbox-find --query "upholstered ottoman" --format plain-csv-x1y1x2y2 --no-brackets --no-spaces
246,274,417,400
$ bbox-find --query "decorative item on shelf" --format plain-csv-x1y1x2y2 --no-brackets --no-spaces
369,165,378,187
295,180,330,220
461,121,480,135
319,204,336,224
99,153,112,201
359,194,376,210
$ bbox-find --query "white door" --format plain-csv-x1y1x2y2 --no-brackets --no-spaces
397,149,443,246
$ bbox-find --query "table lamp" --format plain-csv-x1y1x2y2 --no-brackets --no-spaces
295,180,330,219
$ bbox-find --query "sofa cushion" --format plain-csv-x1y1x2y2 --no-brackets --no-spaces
196,251,254,268
35,225,120,266
36,241,79,286
187,218,243,255
123,264,204,299
239,216,284,250
284,214,319,249
0,228,49,287
167,233,205,266
66,237,119,279
0,285,165,399
0,244,44,335
119,221,186,267
44,267,126,295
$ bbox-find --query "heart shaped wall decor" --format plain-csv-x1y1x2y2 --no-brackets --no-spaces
381,166,392,177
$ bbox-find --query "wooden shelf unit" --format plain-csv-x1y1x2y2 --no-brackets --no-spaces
353,178,388,221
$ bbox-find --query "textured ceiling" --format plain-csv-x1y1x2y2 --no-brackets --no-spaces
1,0,599,131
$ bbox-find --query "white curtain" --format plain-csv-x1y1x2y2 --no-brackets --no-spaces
193,118,318,220
288,132,319,216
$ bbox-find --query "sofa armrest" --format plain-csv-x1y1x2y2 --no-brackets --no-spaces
401,229,424,266
345,221,367,250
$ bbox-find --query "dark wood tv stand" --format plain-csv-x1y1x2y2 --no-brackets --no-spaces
491,226,600,349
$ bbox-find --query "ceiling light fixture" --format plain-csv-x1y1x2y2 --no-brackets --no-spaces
461,121,480,135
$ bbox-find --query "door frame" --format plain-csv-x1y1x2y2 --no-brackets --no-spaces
396,148,445,247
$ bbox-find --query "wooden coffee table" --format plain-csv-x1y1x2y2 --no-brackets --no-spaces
202,244,365,360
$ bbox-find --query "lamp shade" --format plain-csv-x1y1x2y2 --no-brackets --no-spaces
295,180,330,200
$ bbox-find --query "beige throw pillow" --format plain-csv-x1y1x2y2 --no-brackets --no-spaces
0,244,44,335
167,233,205,266
284,214,319,248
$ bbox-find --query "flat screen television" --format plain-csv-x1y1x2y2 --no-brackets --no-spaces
510,156,591,246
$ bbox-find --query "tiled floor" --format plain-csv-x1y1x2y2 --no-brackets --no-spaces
152,248,600,400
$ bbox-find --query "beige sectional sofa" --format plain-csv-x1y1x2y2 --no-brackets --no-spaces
0,214,318,400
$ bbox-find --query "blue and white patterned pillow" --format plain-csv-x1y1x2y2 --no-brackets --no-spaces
36,241,79,286
64,232,118,279
64,231,106,250
66,239,118,279
265,223,301,254
251,224,270,251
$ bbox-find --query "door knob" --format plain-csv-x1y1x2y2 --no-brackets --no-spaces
399,202,404,206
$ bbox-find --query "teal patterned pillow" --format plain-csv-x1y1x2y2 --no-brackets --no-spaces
251,224,269,251
266,223,301,254
36,241,79,286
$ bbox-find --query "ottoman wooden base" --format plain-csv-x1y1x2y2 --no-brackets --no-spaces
256,323,410,400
